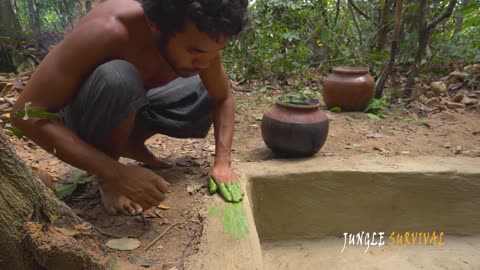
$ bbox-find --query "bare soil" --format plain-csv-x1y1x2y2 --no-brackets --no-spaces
3,74,480,269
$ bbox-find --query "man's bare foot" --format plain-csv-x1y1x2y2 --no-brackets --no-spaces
96,177,143,215
122,142,174,169
142,155,174,169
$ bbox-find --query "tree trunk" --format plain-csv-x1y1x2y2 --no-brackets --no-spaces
0,0,23,72
404,0,458,96
25,0,41,34
334,0,341,27
375,0,404,98
62,0,75,29
376,0,393,52
85,0,93,12
0,129,114,270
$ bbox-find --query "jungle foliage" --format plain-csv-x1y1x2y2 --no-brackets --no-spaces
0,0,479,84
223,0,479,81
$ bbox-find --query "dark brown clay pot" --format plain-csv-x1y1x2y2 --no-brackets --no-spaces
322,66,375,111
261,96,329,157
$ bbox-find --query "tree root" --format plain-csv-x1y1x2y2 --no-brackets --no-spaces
23,221,116,270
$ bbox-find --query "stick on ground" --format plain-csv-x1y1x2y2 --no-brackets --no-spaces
144,221,184,251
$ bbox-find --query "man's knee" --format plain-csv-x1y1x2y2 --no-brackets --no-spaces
63,60,148,149
93,60,142,90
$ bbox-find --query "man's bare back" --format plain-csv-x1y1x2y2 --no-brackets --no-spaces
71,0,180,89
12,0,249,215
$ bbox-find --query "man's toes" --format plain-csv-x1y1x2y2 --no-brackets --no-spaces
131,203,143,214
123,204,137,215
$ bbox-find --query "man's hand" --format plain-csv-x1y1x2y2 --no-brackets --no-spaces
209,165,244,203
114,165,169,209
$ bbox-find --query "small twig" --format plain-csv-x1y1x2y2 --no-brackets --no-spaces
233,88,253,92
144,221,184,251
17,70,34,77
140,212,148,227
348,0,371,21
178,233,199,270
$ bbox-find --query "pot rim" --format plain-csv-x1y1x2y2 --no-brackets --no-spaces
275,95,320,109
332,66,370,75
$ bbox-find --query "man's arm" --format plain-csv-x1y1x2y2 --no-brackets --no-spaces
12,18,167,208
200,54,244,203
200,54,235,175
13,18,125,180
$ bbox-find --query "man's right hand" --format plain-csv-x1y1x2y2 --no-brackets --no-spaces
114,165,170,210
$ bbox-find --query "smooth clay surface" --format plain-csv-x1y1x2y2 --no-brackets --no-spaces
187,156,480,270
263,235,480,270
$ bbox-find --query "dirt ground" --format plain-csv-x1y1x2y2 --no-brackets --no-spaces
3,74,480,269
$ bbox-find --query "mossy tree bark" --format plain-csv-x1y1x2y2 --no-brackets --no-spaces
0,0,23,72
0,129,114,270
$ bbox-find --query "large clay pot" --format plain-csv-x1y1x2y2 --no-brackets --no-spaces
322,66,375,111
261,96,329,157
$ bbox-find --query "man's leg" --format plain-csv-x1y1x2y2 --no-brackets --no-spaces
97,112,145,215
117,124,174,169
63,60,154,215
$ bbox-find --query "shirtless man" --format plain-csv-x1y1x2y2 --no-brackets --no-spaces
12,0,248,215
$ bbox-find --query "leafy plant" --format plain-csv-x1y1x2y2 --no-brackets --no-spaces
364,97,389,119
56,169,91,200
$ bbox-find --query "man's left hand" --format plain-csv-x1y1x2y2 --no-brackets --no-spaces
209,165,244,203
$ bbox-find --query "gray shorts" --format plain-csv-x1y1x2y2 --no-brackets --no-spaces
62,60,214,148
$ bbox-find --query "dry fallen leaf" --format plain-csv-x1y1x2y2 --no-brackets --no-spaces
106,238,141,251
157,204,170,210
345,144,361,149
143,208,163,218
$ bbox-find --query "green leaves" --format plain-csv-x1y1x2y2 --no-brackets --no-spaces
3,127,23,138
365,97,388,114
208,177,244,203
1,102,60,139
208,177,217,195
56,169,91,200
366,113,381,120
346,116,361,122
364,97,389,120
56,184,78,200
17,102,61,121
330,107,342,113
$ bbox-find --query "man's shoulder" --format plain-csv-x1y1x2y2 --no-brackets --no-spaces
73,0,143,41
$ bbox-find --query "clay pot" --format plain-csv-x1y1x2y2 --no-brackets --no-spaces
322,66,375,111
261,95,329,157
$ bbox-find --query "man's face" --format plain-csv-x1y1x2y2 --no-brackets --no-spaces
156,22,229,78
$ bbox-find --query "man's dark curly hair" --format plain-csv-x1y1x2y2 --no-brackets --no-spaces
141,0,249,40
